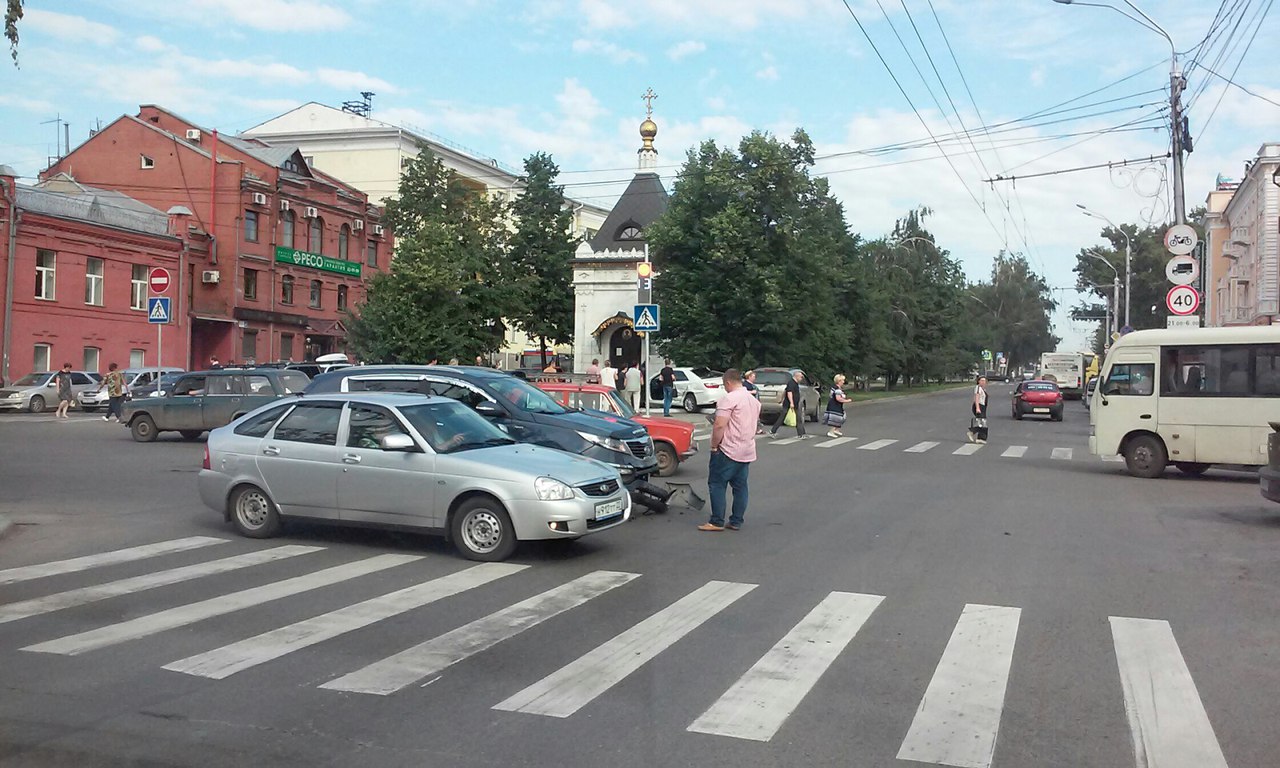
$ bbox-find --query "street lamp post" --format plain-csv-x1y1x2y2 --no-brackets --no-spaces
1085,252,1120,339
1077,203,1132,329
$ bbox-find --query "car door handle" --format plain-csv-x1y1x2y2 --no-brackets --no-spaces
262,446,281,456
342,454,361,464
1140,414,1152,420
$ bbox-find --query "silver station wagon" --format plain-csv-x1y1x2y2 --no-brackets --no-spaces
198,392,631,561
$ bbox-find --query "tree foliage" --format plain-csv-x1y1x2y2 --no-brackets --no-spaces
966,252,1059,373
507,152,577,365
5,0,20,65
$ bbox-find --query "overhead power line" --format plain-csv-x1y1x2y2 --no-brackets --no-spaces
983,154,1172,185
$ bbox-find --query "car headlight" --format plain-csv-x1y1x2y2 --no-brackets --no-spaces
8,392,21,399
534,476,575,501
576,431,630,454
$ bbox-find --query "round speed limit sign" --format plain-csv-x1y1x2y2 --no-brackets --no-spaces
1166,285,1200,316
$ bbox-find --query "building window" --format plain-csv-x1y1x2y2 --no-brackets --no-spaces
280,333,294,362
617,224,642,240
339,224,350,260
130,348,146,368
140,155,155,169
366,240,377,268
83,347,100,373
282,210,295,248
244,210,259,243
242,330,258,363
130,264,147,310
281,274,294,305
244,268,258,301
35,249,55,300
33,343,51,372
337,284,348,311
310,279,323,309
309,216,323,253
85,258,104,306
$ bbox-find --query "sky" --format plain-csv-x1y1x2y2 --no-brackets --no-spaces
1,0,1277,353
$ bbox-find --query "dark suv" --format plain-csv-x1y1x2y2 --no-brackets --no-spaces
305,366,665,508
123,368,309,442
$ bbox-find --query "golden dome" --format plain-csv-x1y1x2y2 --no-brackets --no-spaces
640,118,657,139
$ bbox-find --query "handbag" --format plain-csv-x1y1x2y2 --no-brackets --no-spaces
784,409,797,428
970,416,988,429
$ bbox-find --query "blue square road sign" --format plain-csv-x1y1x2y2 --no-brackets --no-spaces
634,304,660,333
148,296,171,324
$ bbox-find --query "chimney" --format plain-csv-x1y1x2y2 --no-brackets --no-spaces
166,205,193,238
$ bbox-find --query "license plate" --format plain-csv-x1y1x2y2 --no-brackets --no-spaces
1033,407,1050,413
594,500,623,520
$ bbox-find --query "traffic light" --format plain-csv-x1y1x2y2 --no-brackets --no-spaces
637,262,653,293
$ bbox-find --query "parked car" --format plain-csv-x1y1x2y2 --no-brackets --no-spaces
750,367,824,422
128,372,186,400
78,367,185,411
1261,423,1280,503
647,366,724,413
536,380,697,476
1082,376,1099,411
0,371,102,413
122,368,309,442
1011,380,1064,421
198,393,630,561
305,366,665,510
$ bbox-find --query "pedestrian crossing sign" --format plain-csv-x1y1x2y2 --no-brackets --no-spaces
147,296,171,324
634,303,660,332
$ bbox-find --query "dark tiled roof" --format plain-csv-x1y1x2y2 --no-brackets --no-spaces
588,172,668,251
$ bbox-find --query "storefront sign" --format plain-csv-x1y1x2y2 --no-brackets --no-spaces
274,247,361,277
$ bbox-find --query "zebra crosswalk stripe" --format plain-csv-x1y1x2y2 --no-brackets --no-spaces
0,536,228,586
164,562,526,680
897,603,1021,768
688,591,884,742
953,443,983,455
1051,447,1073,460
1110,617,1228,768
772,436,806,445
815,437,856,449
0,545,323,625
904,441,940,453
857,439,898,451
322,570,640,696
23,554,421,656
1001,445,1028,458
493,580,756,718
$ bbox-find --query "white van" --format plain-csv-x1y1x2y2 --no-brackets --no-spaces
1089,326,1280,477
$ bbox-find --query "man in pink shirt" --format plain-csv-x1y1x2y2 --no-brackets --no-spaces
699,368,763,532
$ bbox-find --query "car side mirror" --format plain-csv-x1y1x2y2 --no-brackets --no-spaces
474,401,502,418
379,433,417,452
47,382,56,388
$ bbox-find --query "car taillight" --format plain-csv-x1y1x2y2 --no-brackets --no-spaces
202,445,211,470
705,383,720,389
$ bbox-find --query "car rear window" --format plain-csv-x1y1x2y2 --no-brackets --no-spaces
278,372,310,393
1025,382,1059,392
753,371,789,386
690,367,721,380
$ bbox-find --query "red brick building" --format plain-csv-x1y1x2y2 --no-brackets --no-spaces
41,105,390,368
0,168,200,384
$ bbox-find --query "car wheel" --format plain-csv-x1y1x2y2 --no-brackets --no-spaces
230,484,281,538
179,430,203,440
683,393,699,413
1174,462,1210,477
130,415,158,443
1012,405,1023,420
28,395,45,413
452,497,517,562
655,443,678,477
1123,434,1167,479
1051,409,1063,422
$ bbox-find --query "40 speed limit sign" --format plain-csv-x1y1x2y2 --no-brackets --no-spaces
1166,285,1200,316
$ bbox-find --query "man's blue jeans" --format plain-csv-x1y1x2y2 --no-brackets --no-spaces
662,385,674,416
707,450,750,528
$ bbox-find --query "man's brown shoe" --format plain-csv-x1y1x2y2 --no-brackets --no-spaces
697,523,725,532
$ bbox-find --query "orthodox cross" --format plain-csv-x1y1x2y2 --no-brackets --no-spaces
641,87,658,118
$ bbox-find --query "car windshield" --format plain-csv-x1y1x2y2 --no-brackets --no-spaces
13,373,50,387
398,401,516,453
607,390,636,418
485,376,568,415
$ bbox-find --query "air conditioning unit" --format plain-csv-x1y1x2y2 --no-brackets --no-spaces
372,224,385,236
304,206,319,219
351,220,364,231
251,192,267,206
201,270,221,284
279,200,291,212
185,129,202,141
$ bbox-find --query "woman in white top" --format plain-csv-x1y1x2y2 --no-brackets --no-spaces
967,375,989,444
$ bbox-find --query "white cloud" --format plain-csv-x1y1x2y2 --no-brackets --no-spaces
707,96,728,111
22,10,119,44
756,65,779,82
579,0,632,29
0,94,55,113
667,40,706,61
188,0,352,32
579,0,824,31
571,39,646,64
135,35,168,52
1030,67,1045,87
315,67,396,94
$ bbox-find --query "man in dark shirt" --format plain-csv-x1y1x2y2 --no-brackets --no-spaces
768,370,806,438
660,359,676,417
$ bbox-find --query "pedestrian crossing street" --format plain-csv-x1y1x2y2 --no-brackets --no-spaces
0,536,1231,767
691,430,1122,463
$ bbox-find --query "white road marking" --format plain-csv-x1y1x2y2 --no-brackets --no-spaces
688,591,884,742
857,439,898,451
23,554,421,656
0,536,228,586
953,443,983,455
1110,617,1229,768
493,580,756,718
1001,445,1028,458
897,603,1021,768
815,437,856,449
164,562,526,680
322,570,640,695
904,441,940,453
1051,447,1074,460
0,545,322,625
772,436,806,445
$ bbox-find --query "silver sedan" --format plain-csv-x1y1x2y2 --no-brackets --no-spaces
198,392,631,561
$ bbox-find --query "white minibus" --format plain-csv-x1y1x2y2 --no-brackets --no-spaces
1089,325,1280,477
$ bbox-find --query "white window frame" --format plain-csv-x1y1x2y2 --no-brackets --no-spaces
33,343,51,372
35,250,55,301
130,348,146,368
130,265,147,310
85,257,104,306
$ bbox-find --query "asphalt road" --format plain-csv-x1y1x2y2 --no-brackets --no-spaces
0,387,1275,768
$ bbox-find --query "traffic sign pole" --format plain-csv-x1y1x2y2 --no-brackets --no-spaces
148,268,171,385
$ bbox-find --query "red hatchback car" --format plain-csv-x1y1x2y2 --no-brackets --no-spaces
536,382,697,476
1011,380,1064,421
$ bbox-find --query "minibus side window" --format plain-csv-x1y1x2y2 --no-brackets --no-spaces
1103,363,1154,396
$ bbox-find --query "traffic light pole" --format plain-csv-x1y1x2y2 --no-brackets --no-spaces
641,244,651,417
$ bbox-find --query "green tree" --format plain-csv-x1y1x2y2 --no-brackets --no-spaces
5,0,19,65
966,252,1059,373
508,152,576,368
347,148,515,363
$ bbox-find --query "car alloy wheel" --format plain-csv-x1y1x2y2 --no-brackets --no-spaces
683,393,699,413
28,395,45,413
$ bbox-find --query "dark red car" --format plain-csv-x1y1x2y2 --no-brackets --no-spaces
1011,380,1064,421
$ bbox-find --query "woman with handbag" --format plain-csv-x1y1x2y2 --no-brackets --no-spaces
822,374,851,438
967,374,989,444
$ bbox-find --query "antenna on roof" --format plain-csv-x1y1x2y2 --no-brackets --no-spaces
341,92,375,117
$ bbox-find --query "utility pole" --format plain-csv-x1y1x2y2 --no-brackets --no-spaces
1170,69,1187,225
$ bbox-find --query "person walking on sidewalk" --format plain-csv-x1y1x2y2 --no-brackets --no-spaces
967,374,989,444
823,373,852,437
659,358,676,417
97,363,128,422
622,364,643,411
769,369,806,438
53,363,75,419
699,368,762,532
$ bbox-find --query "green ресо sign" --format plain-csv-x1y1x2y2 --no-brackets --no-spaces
274,247,362,277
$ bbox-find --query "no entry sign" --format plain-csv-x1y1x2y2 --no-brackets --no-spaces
149,267,171,294
1166,285,1200,316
